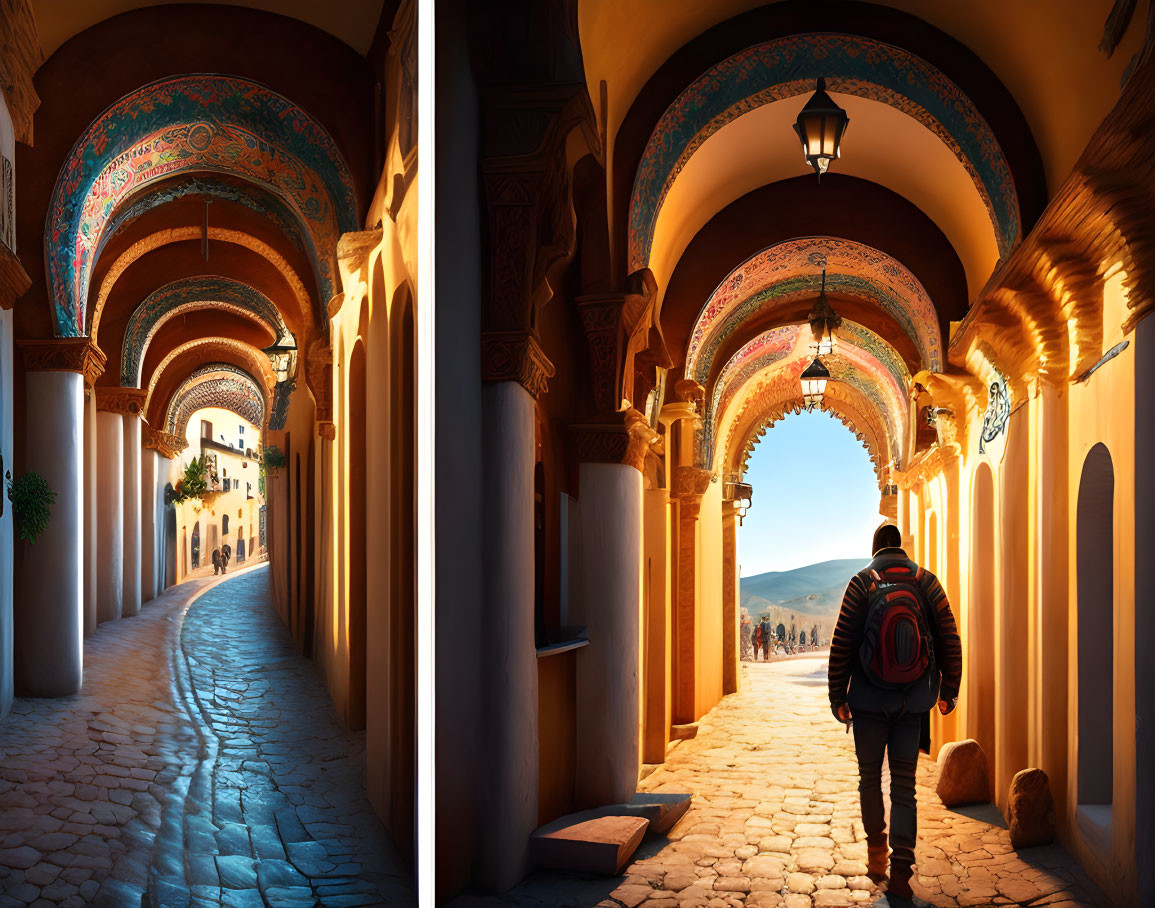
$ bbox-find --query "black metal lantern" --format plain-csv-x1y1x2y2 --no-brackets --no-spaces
801,358,831,409
807,268,842,356
793,77,849,180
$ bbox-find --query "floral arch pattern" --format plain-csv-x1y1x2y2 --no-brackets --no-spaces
686,237,942,383
165,364,267,437
122,276,293,387
628,33,1019,272
46,74,358,336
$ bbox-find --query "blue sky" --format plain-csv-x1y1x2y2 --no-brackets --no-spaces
738,409,882,577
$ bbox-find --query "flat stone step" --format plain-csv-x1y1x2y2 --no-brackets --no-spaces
530,815,649,875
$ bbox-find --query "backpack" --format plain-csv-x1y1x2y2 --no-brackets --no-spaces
857,560,937,690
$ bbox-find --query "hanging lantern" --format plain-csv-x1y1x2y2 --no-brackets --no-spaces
262,339,298,384
800,358,831,409
807,268,842,356
793,77,849,180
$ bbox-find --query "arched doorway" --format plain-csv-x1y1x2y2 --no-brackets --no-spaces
1076,443,1114,832
191,521,200,570
970,463,997,797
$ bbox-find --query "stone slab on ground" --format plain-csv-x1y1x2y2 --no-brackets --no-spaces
531,815,650,875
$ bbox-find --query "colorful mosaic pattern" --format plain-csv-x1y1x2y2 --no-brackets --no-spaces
165,364,266,436
707,320,908,470
122,276,292,387
686,238,941,383
628,33,1019,271
47,74,358,337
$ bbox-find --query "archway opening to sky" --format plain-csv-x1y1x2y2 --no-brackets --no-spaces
738,409,882,659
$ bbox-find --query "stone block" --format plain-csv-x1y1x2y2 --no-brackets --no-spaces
530,815,649,875
1008,768,1055,848
936,739,990,807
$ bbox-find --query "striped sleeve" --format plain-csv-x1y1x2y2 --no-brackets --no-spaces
828,572,869,710
919,569,963,701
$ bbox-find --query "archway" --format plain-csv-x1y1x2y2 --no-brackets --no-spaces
1076,443,1114,832
970,462,997,797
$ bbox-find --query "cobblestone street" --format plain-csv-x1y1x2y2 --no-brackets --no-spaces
487,655,1108,908
0,565,413,907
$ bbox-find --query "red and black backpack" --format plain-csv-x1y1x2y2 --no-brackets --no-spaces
857,560,937,689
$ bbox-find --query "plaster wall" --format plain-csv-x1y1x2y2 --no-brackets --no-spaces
642,485,673,763
1064,330,1137,905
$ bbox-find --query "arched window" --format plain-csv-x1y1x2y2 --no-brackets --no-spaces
222,514,229,536
1077,443,1114,827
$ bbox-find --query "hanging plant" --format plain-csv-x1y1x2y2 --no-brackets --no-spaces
5,470,56,544
262,445,286,479
165,456,209,505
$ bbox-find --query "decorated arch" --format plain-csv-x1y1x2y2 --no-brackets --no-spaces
46,73,359,337
122,276,293,387
165,363,267,438
628,33,1020,273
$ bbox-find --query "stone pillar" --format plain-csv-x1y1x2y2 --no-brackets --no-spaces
571,411,657,808
721,499,740,696
670,464,713,724
83,389,98,635
120,401,143,618
95,408,124,624
478,329,553,892
141,447,159,603
14,339,105,696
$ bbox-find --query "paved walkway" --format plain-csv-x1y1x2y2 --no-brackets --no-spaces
493,655,1108,908
0,565,413,907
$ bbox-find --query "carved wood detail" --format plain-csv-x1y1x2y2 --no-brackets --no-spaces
18,338,106,385
481,330,556,400
95,386,148,418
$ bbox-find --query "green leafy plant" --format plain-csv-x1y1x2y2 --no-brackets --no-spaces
262,445,286,479
165,456,209,505
5,470,56,544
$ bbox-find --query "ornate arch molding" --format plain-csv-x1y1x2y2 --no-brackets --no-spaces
613,1,1045,281
166,366,267,438
628,34,1020,272
92,226,314,342
687,238,941,385
46,74,358,336
122,276,293,387
145,337,276,417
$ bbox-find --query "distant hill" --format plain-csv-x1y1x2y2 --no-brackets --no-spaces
740,558,866,625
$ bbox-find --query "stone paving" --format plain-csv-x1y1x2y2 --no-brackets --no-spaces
489,655,1108,908
0,564,413,907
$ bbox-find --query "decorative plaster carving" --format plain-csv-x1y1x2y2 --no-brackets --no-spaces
481,330,556,400
19,338,106,385
304,331,334,422
0,0,43,145
317,421,336,440
95,386,148,418
0,243,31,307
143,426,187,459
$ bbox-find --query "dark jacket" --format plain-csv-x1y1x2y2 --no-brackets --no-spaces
827,547,963,751
211,549,221,567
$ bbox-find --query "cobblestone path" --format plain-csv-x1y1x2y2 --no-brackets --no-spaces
491,655,1108,908
0,565,413,907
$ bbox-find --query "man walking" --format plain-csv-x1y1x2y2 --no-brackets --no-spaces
211,548,221,575
828,524,962,907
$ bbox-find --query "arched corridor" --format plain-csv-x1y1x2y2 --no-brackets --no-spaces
0,566,413,905
491,657,1108,907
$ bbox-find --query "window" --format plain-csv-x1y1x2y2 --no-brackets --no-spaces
201,419,213,439
222,514,229,535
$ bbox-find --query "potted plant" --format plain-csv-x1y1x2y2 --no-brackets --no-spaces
165,456,209,505
262,445,286,479
5,469,56,544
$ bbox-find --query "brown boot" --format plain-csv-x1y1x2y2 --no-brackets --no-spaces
866,835,888,883
887,861,914,905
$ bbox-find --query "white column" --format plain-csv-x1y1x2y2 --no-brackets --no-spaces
141,448,159,603
15,370,85,696
575,461,642,807
121,415,141,617
95,410,124,623
83,390,97,635
479,381,537,891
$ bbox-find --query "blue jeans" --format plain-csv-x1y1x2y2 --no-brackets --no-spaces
851,708,921,884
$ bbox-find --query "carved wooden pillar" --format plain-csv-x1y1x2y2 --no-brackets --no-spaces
14,339,104,696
